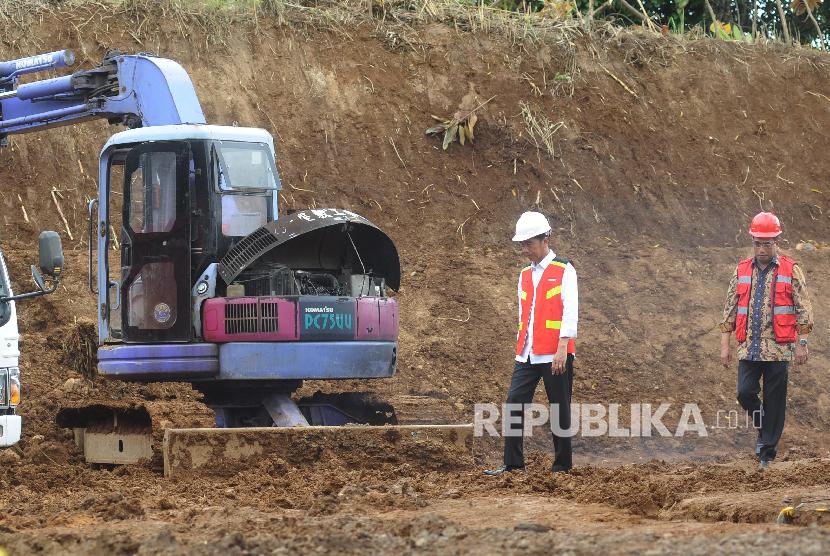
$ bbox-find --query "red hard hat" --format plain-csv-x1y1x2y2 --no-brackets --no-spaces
749,212,781,238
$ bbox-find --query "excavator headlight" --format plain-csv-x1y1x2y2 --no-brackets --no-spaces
8,367,20,406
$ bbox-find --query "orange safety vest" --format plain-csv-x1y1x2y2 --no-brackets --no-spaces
734,255,797,344
516,257,576,357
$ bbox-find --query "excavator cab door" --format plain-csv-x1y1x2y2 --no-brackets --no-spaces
120,142,192,343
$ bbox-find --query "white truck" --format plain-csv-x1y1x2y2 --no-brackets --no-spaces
0,232,64,447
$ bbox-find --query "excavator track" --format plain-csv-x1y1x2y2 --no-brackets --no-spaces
163,423,474,479
58,396,474,476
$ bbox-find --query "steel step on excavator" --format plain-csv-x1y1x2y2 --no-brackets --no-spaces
0,50,471,476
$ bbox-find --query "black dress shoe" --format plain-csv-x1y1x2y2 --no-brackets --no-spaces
483,465,525,476
551,465,572,474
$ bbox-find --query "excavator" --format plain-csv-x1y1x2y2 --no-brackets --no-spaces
1,50,471,475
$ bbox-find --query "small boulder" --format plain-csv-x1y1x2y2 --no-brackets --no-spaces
0,449,21,465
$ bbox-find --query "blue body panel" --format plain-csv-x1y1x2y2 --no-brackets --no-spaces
217,342,397,380
106,56,206,127
96,342,397,381
97,343,219,380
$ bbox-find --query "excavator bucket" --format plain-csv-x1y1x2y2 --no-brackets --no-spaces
163,424,475,479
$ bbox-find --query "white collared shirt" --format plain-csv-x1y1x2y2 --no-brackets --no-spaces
516,249,578,364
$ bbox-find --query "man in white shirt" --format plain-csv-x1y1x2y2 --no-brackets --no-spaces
485,211,578,476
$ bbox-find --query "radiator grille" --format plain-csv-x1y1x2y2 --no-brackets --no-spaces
224,300,279,335
218,227,276,284
260,301,278,333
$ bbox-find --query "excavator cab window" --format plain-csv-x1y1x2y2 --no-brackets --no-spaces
106,160,126,339
128,152,177,234
120,142,192,343
215,141,278,191
212,141,277,237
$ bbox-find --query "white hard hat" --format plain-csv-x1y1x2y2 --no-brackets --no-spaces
512,211,551,242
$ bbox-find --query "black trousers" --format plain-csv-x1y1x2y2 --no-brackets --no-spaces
737,359,789,462
503,355,574,470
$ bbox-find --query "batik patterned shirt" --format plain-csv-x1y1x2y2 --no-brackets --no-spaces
720,256,813,362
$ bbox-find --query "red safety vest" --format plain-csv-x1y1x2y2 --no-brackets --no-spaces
734,255,798,344
516,258,576,356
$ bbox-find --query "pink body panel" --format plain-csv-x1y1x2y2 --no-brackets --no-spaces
203,296,397,343
355,297,398,341
202,297,298,342
355,298,379,340
377,298,399,341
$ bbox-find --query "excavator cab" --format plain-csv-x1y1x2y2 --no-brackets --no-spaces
96,127,280,345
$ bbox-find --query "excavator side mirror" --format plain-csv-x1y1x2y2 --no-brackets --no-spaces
38,231,63,279
0,231,63,304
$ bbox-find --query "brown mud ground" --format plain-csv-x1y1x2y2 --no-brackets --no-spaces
0,2,829,553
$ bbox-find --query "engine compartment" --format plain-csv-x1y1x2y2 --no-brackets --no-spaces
195,209,400,343
230,262,387,298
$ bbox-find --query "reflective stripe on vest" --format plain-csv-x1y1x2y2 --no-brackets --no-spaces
773,306,795,315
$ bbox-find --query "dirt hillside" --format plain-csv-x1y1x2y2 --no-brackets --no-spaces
0,2,828,553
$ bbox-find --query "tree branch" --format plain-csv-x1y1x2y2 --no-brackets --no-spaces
634,0,658,31
751,0,758,40
774,0,792,44
591,0,613,18
801,0,825,49
617,0,645,21
702,0,718,26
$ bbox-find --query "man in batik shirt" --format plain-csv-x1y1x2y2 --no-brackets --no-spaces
720,212,813,468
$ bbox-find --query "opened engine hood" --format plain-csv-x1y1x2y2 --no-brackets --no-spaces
218,208,401,291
